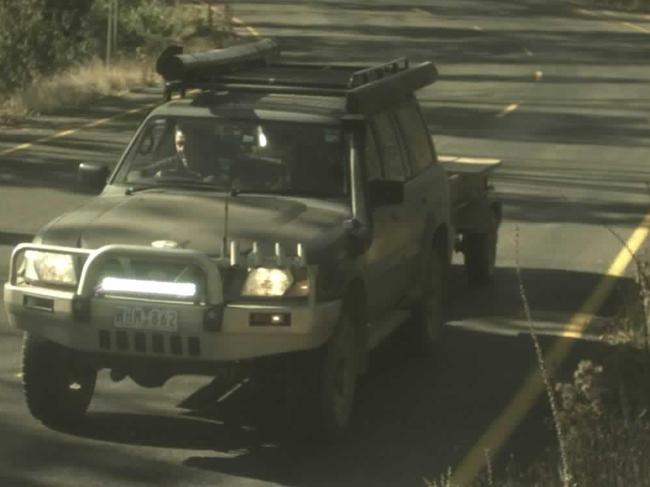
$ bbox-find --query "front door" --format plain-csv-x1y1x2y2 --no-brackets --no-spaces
363,113,411,318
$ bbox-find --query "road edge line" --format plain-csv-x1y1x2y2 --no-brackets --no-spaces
231,16,261,37
0,102,157,158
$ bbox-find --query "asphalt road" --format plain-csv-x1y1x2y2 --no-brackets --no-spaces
1,0,649,485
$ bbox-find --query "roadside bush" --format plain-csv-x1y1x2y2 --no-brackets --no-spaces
529,356,650,486
0,0,232,96
0,0,94,92
86,0,192,58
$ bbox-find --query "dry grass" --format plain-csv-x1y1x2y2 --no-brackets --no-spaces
513,224,572,486
492,350,650,487
0,58,158,120
478,253,650,486
0,1,236,123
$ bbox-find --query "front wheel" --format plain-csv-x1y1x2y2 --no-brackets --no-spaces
22,334,96,428
286,311,358,440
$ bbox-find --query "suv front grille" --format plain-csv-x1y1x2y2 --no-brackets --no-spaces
98,330,201,357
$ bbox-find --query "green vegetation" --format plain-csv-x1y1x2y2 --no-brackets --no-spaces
0,0,95,93
486,353,650,486
0,0,233,117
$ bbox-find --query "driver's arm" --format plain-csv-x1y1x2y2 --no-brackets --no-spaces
138,155,180,176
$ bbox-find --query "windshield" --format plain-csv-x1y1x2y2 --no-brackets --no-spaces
114,116,348,198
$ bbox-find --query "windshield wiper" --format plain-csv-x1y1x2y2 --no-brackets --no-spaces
231,188,339,198
125,180,229,195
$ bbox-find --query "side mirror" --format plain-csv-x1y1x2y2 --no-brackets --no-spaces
368,180,404,207
77,163,110,193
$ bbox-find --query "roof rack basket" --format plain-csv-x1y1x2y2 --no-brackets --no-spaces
156,38,438,112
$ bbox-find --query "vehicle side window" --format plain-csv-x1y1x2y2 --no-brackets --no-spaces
364,126,383,181
372,111,407,182
129,118,174,167
395,101,435,174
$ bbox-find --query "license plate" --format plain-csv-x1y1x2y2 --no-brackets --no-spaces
113,306,179,332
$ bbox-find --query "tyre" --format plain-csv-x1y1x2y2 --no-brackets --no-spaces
463,209,498,287
285,310,358,440
405,246,446,357
22,334,97,428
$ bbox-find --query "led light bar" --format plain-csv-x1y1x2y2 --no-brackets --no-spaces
99,277,197,298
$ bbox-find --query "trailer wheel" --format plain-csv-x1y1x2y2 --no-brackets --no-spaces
405,246,446,357
464,209,498,287
286,310,358,440
22,334,96,428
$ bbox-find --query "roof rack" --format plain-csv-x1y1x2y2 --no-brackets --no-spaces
155,38,437,113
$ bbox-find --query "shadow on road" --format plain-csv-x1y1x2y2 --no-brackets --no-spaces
242,6,650,66
425,105,650,148
77,412,254,451
56,265,637,486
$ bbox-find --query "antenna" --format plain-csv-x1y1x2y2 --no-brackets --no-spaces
222,194,229,259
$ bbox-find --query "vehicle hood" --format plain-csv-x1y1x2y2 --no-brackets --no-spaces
37,189,351,261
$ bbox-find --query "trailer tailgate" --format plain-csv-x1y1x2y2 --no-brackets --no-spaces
439,155,502,210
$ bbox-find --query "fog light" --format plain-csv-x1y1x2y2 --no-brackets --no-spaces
23,295,54,312
249,312,291,327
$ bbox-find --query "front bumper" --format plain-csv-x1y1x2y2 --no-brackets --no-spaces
3,244,340,362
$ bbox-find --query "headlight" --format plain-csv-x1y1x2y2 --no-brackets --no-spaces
241,267,310,297
23,251,77,286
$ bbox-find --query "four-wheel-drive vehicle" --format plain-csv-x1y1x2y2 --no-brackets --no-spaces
3,39,501,439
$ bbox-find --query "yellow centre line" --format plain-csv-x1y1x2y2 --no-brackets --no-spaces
231,16,261,37
574,6,650,33
622,21,650,33
451,211,650,485
0,103,157,157
412,7,432,16
497,103,520,118
574,7,595,16
412,6,452,25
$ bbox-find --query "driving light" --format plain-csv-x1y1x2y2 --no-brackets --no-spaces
242,268,293,297
257,126,268,148
99,277,196,298
24,251,77,286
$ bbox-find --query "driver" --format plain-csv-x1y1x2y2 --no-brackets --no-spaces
137,125,203,179
152,126,203,178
